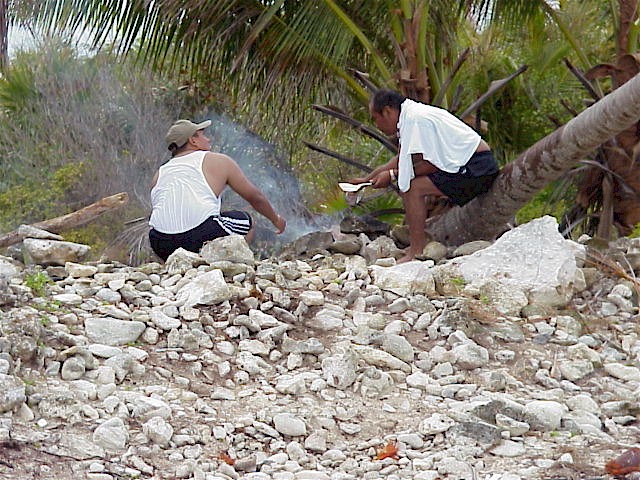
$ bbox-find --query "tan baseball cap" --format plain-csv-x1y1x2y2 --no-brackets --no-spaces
165,119,212,149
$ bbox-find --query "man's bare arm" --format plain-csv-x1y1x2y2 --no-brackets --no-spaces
150,171,159,190
368,155,399,178
215,156,285,233
349,155,399,185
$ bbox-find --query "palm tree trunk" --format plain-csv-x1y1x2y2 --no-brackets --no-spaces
617,0,638,58
0,0,7,71
428,72,640,245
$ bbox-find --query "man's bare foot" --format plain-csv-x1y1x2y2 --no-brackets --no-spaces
397,253,416,264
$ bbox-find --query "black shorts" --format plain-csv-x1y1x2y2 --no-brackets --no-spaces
149,211,253,261
428,150,499,206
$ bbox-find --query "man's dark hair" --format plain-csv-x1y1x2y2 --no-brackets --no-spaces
168,141,187,156
370,89,406,113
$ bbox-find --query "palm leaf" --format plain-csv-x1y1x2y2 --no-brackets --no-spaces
458,64,528,118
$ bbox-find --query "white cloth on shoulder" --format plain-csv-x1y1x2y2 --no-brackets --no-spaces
396,99,481,192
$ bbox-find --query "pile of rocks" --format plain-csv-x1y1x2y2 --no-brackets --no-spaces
0,216,639,480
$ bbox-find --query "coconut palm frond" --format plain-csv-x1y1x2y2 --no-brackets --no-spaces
302,142,372,173
458,64,528,118
311,104,397,151
578,158,639,198
564,58,602,101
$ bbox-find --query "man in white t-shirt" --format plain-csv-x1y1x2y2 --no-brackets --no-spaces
149,119,286,260
351,90,499,263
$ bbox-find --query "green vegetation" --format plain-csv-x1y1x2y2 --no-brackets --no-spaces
0,0,637,263
33,299,65,314
0,163,85,231
448,276,468,294
38,314,50,327
23,271,52,297
0,43,185,261
515,183,574,226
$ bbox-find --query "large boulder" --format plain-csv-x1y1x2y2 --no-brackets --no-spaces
452,216,584,308
174,269,231,307
200,235,255,265
22,238,90,266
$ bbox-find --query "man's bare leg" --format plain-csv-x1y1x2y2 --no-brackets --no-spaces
398,176,447,263
245,227,256,244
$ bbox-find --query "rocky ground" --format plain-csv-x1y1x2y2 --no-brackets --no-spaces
1,217,640,480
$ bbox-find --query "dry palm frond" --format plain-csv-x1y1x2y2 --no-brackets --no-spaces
104,218,157,266
583,247,640,298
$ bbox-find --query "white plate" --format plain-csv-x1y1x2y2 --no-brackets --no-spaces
338,182,372,192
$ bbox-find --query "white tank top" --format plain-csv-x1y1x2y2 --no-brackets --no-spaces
149,150,221,233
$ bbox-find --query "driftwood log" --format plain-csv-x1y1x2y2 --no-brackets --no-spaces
0,192,129,249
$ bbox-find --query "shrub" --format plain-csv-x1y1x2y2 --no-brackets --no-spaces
0,163,86,232
23,271,52,297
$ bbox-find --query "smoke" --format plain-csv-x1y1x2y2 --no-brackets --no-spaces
1,40,335,262
204,111,333,252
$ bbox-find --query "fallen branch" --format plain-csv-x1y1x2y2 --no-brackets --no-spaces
303,142,374,172
0,192,129,249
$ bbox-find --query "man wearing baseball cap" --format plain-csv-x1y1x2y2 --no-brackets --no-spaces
148,119,286,261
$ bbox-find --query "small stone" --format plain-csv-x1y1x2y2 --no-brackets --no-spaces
490,440,527,457
273,413,307,437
